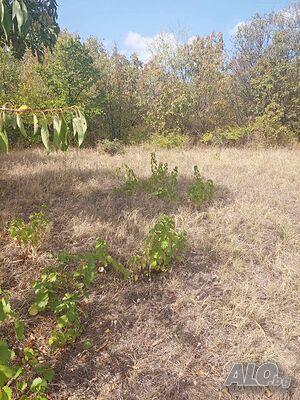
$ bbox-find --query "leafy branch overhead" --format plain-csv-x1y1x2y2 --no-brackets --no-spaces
0,0,59,60
0,105,87,153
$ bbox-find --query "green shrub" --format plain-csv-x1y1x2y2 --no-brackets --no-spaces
98,138,125,155
115,164,140,194
188,166,214,207
144,153,178,200
9,208,49,253
127,126,151,144
130,215,187,277
207,126,251,146
150,132,188,149
253,105,296,146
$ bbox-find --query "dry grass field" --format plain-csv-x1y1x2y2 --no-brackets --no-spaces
1,147,300,399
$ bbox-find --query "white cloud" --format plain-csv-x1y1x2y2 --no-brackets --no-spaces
229,21,247,36
122,31,196,62
123,31,152,62
187,35,197,44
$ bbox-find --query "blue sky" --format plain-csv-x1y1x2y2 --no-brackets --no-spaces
58,0,291,58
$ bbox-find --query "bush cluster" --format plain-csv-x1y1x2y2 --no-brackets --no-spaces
116,153,214,207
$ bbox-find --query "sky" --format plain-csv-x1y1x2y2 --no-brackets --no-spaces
58,0,291,60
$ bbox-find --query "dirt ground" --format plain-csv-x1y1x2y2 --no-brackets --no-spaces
1,147,300,399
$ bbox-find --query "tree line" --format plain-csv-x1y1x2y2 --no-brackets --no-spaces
1,1,299,148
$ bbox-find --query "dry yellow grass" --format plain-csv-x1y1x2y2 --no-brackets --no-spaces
0,147,300,399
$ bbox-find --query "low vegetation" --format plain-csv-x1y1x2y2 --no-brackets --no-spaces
9,207,49,255
188,166,214,207
1,147,299,399
1,198,188,399
130,215,187,278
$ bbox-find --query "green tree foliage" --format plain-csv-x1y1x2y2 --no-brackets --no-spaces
37,33,97,107
0,2,299,149
139,60,190,135
89,44,143,140
0,0,59,60
0,47,21,104
231,2,300,138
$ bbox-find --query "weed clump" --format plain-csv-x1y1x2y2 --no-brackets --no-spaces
144,153,178,200
130,215,187,278
115,164,140,194
188,166,214,207
9,207,49,255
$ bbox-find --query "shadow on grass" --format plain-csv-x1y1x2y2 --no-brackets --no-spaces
1,163,230,221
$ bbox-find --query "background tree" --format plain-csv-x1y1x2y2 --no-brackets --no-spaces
37,32,97,108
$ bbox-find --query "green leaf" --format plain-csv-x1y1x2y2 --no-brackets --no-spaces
24,347,38,364
161,240,169,249
35,289,49,311
48,335,57,350
0,129,8,154
0,0,12,41
15,319,25,340
16,114,27,138
41,122,50,151
52,114,61,148
30,377,47,392
59,116,69,151
28,304,39,316
83,339,92,350
0,365,14,386
0,297,11,320
34,364,54,382
0,386,12,400
16,380,28,392
33,114,39,135
72,114,78,136
12,0,24,33
7,113,17,130
57,314,69,329
13,366,22,380
73,111,87,147
20,1,28,33
0,341,11,364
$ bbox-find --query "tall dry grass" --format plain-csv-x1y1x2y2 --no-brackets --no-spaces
0,147,300,399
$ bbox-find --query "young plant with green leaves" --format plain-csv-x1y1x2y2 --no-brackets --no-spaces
0,290,54,400
144,153,179,200
115,164,140,194
130,215,187,278
29,238,130,351
188,166,214,207
9,208,49,254
0,289,25,340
